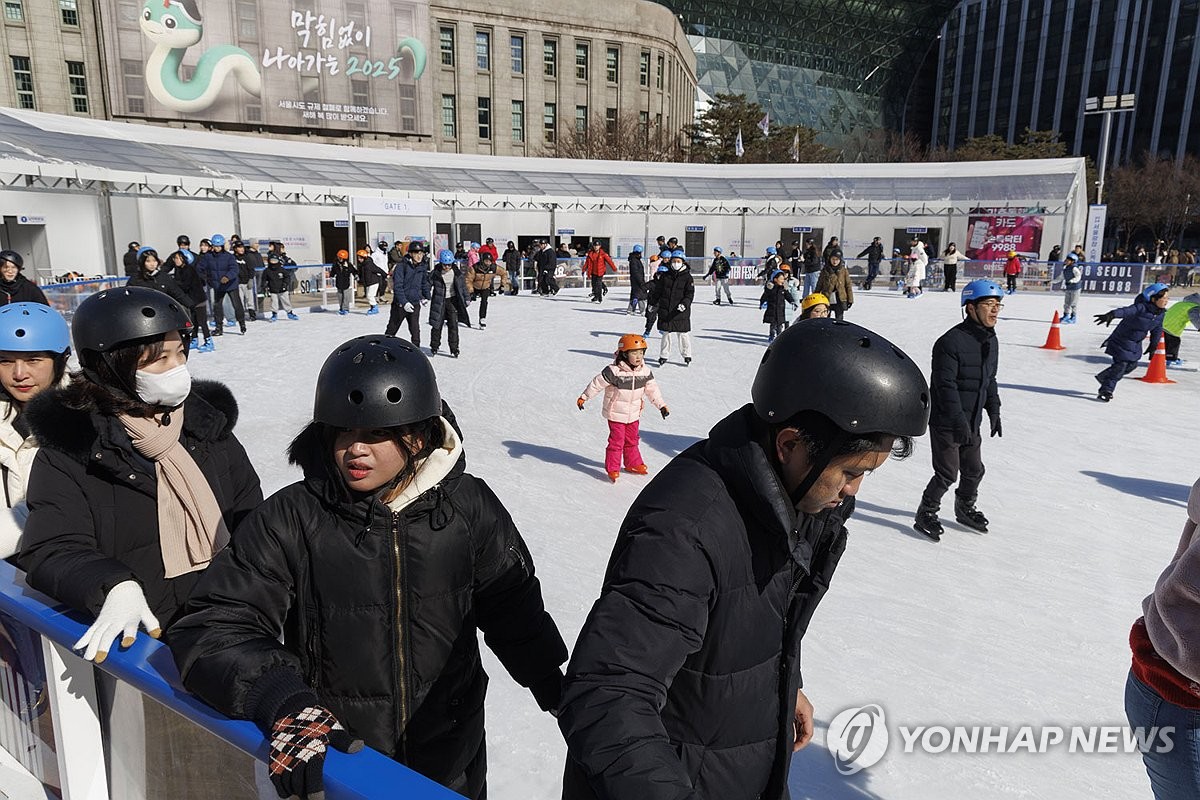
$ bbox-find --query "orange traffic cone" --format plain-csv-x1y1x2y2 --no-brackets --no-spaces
1040,311,1066,350
1139,332,1177,384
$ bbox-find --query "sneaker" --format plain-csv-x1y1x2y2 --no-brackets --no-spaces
625,464,649,475
954,499,989,533
287,312,299,321
913,509,943,542
607,471,620,483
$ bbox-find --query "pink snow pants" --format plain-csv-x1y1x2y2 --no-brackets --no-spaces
606,420,645,473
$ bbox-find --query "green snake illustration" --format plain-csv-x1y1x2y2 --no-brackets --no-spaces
398,37,427,79
139,0,261,113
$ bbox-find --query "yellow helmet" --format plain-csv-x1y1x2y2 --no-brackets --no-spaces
801,293,830,312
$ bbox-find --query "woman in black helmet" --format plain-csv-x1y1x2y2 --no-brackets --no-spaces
169,335,568,800
0,251,47,306
559,319,930,800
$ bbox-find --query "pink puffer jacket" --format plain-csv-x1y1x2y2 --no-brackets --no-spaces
579,361,666,423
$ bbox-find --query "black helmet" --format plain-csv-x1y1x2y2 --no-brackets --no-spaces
0,250,23,270
314,336,441,429
73,286,193,354
408,241,424,253
751,319,929,437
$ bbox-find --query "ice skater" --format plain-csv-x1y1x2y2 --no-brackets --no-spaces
627,245,646,314
262,255,299,321
1060,250,1083,323
576,334,669,482
759,269,793,343
705,247,733,305
1093,283,1169,402
648,250,694,366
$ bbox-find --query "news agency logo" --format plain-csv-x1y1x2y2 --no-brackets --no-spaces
827,704,889,775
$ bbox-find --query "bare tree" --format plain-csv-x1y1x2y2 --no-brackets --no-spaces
545,113,685,162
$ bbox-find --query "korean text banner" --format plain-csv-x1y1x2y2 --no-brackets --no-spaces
964,208,1045,261
97,0,432,137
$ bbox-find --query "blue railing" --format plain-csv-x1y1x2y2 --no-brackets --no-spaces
0,559,462,799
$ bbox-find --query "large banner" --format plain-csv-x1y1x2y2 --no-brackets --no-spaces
964,208,1045,260
97,0,432,137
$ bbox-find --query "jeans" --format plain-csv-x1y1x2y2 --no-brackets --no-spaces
1125,670,1200,800
714,278,732,302
1097,358,1139,395
605,419,645,473
338,287,353,312
802,272,820,298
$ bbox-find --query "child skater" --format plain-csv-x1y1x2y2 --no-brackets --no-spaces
759,269,792,343
576,334,669,483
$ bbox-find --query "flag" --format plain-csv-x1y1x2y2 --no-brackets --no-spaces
735,130,744,158
790,130,800,162
758,113,770,137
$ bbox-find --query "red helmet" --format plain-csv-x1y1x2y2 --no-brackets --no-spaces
617,334,648,352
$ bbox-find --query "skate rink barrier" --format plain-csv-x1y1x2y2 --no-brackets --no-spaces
0,558,461,799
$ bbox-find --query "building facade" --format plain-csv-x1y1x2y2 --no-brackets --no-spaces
932,0,1200,165
0,0,694,156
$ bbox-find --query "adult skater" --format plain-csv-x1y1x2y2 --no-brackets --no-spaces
535,240,559,296
169,250,212,352
801,239,821,297
385,241,429,342
858,236,884,290
205,234,245,335
502,240,522,294
649,249,694,367
583,241,615,303
0,252,47,306
170,336,567,800
704,246,733,305
913,279,1003,541
626,245,646,314
1093,283,1169,402
941,243,963,292
905,237,928,298
466,250,508,327
1126,476,1200,799
815,253,854,321
559,319,930,800
126,248,194,313
428,249,468,358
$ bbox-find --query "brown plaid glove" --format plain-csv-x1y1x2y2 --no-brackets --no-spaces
268,703,363,799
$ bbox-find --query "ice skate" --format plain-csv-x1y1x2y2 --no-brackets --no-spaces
625,464,649,475
913,509,943,542
954,499,988,533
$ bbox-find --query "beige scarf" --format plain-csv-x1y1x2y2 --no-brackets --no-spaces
119,411,229,578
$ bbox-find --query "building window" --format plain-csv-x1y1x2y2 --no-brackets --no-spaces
639,51,649,86
655,112,662,129
246,103,262,122
351,79,369,127
398,83,417,132
66,60,87,113
10,56,33,109
512,99,524,143
575,42,588,81
543,39,556,77
477,96,491,139
510,35,524,74
543,102,556,143
4,1,22,22
575,105,587,134
475,31,490,70
606,47,619,83
441,93,456,138
656,54,664,88
116,0,139,25
122,58,143,113
59,0,77,26
236,0,257,40
439,26,454,66
638,110,648,137
605,107,617,138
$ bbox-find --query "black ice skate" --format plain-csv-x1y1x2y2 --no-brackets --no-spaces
954,499,989,533
913,509,943,542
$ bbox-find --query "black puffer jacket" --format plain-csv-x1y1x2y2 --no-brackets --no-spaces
18,381,262,625
929,318,1000,433
559,404,853,800
649,267,695,332
169,415,567,799
0,275,47,306
428,266,469,329
127,270,194,312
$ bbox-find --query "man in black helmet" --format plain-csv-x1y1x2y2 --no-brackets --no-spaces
559,320,930,800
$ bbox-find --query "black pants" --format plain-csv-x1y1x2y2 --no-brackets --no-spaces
590,275,606,302
537,269,559,295
644,306,658,333
477,288,492,320
385,302,421,346
430,303,460,354
1006,274,1017,292
213,288,244,328
944,265,957,291
191,303,209,342
1165,331,1181,361
831,301,846,321
1097,358,1138,394
921,426,985,510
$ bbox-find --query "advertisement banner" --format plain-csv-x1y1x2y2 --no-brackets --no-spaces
964,208,1045,261
1085,205,1108,264
97,0,432,137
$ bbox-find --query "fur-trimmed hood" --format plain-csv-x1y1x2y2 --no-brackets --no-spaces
24,379,240,464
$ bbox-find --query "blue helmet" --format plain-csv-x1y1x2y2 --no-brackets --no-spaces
1142,282,1170,301
656,263,669,273
766,246,777,255
1063,251,1079,262
769,269,784,281
713,246,723,254
437,249,456,265
0,302,70,354
210,234,226,247
960,279,1004,306
660,249,672,258
632,244,643,253
671,249,686,259
181,249,195,265
136,246,157,261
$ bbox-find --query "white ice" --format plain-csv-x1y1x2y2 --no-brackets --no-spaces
192,283,1195,800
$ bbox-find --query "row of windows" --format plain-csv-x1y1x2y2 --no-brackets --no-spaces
440,94,663,144
4,0,78,26
10,56,88,112
438,25,665,87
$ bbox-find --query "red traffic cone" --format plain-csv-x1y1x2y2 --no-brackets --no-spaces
1139,331,1177,384
1040,311,1066,350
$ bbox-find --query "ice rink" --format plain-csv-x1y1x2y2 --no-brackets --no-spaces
189,281,1197,800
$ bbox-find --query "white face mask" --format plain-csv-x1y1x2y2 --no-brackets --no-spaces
134,363,191,408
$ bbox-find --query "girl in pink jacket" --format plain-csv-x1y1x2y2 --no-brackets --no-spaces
577,334,670,482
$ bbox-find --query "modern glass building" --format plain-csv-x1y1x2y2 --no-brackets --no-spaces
661,0,960,156
932,0,1200,164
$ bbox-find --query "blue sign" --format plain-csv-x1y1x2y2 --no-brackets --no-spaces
685,225,706,232
791,226,812,233
334,219,349,228
557,228,575,235
906,227,928,234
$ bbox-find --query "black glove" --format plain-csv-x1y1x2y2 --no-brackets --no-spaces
267,701,363,800
529,671,564,716
661,406,670,419
952,417,973,445
1094,311,1115,326
989,414,1002,438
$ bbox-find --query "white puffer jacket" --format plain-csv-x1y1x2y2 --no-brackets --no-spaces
0,399,37,557
579,360,666,424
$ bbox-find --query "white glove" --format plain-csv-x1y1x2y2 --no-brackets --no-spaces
677,304,686,312
73,581,161,663
404,302,415,313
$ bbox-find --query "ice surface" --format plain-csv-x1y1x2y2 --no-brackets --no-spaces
193,285,1195,799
